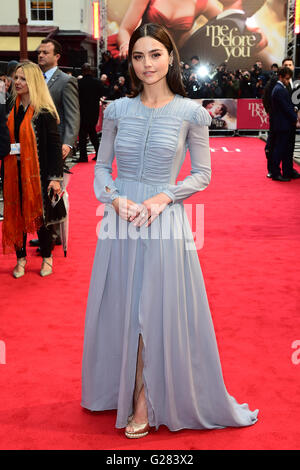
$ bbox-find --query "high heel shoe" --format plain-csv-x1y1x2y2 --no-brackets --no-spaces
13,258,27,279
40,256,53,277
125,420,150,439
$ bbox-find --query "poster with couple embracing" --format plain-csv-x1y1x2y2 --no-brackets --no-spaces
106,0,287,70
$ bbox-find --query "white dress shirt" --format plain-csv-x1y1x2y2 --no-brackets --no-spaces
44,66,58,84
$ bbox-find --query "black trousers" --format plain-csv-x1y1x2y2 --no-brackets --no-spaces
15,160,52,259
16,226,53,259
265,128,274,174
79,121,99,159
271,128,295,178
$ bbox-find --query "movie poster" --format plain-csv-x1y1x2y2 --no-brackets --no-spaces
197,98,237,130
106,0,287,70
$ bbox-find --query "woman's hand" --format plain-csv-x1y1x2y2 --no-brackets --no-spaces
62,144,71,159
131,193,173,228
47,180,61,196
119,42,129,60
112,196,141,221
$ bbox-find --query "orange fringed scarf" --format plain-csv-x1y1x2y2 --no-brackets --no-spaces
2,96,43,254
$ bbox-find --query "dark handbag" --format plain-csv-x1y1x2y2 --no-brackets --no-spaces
44,187,67,225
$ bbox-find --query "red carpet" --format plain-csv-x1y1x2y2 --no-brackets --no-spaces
0,137,300,450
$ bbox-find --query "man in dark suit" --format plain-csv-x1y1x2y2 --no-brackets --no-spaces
0,82,10,158
77,63,102,162
263,70,278,178
180,0,266,69
0,82,10,221
0,107,9,159
263,57,300,179
271,67,298,182
281,57,300,178
37,39,80,160
30,39,80,248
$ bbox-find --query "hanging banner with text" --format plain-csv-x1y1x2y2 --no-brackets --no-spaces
237,99,269,129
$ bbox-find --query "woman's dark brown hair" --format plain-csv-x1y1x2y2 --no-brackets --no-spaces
128,23,186,98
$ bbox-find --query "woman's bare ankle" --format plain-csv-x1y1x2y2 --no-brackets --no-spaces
127,385,148,428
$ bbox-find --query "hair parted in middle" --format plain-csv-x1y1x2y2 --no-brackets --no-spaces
128,23,186,98
13,61,60,122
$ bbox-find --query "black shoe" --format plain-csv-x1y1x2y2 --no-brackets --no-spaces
30,238,40,247
33,237,61,251
266,172,272,178
272,175,291,182
290,172,300,179
92,156,97,161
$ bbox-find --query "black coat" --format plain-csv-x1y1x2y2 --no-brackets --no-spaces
271,83,297,132
32,110,65,225
0,103,10,158
78,75,103,125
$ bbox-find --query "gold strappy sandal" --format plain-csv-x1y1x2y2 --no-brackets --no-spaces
40,256,53,277
13,258,27,279
125,420,150,439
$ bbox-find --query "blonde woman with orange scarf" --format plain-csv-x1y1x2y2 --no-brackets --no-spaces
2,61,64,278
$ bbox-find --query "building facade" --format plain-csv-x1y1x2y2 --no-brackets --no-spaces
0,0,98,71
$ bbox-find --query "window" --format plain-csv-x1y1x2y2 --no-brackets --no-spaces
30,1,53,21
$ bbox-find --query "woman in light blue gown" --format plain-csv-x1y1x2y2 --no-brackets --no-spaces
81,23,258,439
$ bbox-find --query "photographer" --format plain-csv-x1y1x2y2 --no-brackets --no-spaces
186,73,202,99
210,80,223,98
255,76,265,98
224,72,240,98
181,62,191,87
239,71,254,98
117,76,129,97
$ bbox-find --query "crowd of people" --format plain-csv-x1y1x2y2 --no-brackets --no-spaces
182,58,278,99
0,50,294,121
81,50,283,101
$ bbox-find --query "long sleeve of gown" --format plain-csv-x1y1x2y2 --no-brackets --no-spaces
162,106,212,203
94,102,121,204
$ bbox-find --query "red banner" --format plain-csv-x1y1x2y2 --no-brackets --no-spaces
237,99,269,130
95,99,270,133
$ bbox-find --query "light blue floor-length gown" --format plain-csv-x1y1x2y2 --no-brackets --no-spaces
81,94,258,431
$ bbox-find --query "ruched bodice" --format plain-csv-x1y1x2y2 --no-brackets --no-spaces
94,94,212,204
